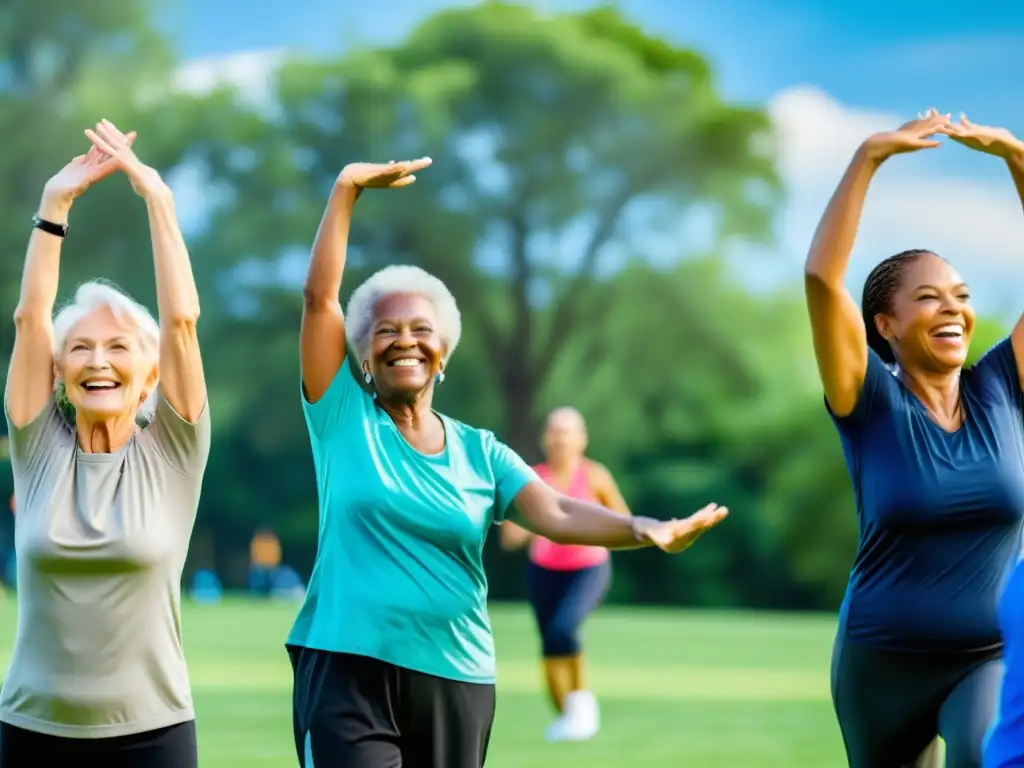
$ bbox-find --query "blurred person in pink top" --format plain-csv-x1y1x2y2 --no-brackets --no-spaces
500,407,630,742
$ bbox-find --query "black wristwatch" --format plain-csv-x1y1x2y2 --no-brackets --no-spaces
32,214,68,239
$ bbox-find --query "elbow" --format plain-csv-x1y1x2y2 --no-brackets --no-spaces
13,305,50,333
803,268,840,298
302,287,339,313
164,308,200,331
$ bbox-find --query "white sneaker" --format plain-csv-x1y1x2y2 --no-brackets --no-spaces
544,690,599,742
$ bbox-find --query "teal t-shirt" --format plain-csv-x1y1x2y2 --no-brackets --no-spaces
287,363,537,683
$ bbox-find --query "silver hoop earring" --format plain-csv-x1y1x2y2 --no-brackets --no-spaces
436,371,445,385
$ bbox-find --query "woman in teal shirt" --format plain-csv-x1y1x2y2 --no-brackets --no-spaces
287,158,729,768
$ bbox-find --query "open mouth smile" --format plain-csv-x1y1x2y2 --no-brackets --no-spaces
81,380,122,392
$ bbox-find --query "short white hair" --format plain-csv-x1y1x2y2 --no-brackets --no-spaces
52,280,161,423
346,265,462,364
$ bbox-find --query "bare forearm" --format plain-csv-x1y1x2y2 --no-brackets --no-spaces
145,190,199,324
304,182,359,304
805,144,881,286
545,495,650,550
16,195,69,321
1007,147,1024,217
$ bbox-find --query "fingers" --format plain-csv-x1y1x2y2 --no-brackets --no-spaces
84,128,117,157
960,112,974,129
403,156,433,173
96,118,129,147
391,175,417,187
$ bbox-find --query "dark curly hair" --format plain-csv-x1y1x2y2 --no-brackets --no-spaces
860,249,938,365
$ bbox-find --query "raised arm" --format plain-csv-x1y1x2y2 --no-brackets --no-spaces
805,110,950,416
85,120,205,422
302,158,434,403
510,480,726,554
6,141,129,427
943,115,1024,389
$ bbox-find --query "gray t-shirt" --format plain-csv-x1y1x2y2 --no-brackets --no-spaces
0,393,210,738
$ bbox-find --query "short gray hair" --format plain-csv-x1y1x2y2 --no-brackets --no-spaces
52,280,161,423
346,266,462,364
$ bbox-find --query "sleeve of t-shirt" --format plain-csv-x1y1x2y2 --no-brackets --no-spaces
147,392,211,476
487,433,540,525
301,358,364,442
5,397,72,477
967,337,1023,407
825,348,898,432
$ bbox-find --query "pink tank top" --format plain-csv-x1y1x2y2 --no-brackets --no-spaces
528,462,610,571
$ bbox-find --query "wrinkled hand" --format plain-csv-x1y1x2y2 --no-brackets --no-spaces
338,158,433,189
863,108,951,162
635,503,729,554
42,132,137,207
85,119,167,199
942,114,1024,160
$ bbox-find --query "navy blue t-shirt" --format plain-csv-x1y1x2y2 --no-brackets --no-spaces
830,338,1024,652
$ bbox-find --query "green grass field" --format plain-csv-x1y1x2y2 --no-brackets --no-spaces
0,599,846,766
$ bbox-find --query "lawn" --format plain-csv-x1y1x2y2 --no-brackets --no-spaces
0,598,846,766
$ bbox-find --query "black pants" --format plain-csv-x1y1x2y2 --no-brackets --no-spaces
0,720,197,768
831,634,1003,768
287,645,496,768
526,560,611,657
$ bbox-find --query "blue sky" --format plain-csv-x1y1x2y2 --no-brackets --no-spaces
160,0,1024,315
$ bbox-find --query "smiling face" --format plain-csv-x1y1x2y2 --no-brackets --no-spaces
876,253,975,371
364,293,446,400
57,305,158,421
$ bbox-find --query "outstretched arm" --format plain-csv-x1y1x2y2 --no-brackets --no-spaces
943,115,1024,389
511,480,726,553
805,110,950,416
7,141,129,427
86,120,205,422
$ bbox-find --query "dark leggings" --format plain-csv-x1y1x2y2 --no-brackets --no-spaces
526,560,611,657
831,634,1003,768
0,720,197,768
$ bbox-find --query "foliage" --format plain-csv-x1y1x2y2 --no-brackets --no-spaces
0,0,1012,610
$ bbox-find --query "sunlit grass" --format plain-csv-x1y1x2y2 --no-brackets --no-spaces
0,598,845,766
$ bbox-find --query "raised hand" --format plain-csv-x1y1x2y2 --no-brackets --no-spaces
42,133,137,208
863,108,951,163
636,503,729,554
84,119,166,198
942,114,1024,160
338,158,433,190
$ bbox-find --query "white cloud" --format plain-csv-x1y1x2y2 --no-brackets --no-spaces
171,49,286,107
766,86,1024,310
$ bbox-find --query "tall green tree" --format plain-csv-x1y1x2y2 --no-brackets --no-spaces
195,3,780,456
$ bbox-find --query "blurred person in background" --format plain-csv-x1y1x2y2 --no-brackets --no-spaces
500,406,630,742
249,525,282,597
805,108,1024,768
287,157,729,768
0,120,210,767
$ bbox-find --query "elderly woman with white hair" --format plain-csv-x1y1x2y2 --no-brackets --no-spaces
287,158,729,768
0,121,209,767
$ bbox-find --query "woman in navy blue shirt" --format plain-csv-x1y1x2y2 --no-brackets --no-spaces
805,108,1024,768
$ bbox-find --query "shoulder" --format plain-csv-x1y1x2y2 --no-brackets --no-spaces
964,338,1019,403
583,458,614,486
828,348,902,428
440,414,497,453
